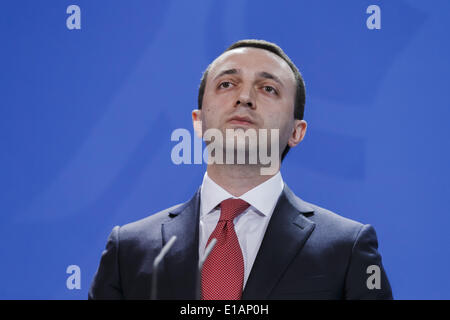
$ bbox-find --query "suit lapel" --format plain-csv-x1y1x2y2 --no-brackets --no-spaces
161,187,201,299
242,184,316,299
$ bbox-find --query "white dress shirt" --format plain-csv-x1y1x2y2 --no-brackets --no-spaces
199,171,285,289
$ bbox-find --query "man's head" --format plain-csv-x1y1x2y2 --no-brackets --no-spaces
192,39,307,163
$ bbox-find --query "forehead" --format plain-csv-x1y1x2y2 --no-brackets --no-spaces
209,47,296,85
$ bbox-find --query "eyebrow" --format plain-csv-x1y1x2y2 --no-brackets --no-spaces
213,68,284,87
257,71,284,87
213,68,239,81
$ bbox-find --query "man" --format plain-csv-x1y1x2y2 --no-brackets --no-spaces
89,39,393,300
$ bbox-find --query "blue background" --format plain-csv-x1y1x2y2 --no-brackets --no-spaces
1,0,449,299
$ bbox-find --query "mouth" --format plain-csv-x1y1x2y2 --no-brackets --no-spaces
227,115,254,126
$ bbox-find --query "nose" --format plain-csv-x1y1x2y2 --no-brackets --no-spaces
235,85,255,109
236,99,253,108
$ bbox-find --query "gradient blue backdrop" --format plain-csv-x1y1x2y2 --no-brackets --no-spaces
1,0,449,299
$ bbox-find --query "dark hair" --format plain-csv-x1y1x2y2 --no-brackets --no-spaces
197,39,306,161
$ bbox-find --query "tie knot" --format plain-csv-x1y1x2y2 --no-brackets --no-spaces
219,198,250,222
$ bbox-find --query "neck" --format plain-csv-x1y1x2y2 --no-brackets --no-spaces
206,164,279,197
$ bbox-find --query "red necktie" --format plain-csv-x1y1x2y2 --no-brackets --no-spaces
201,198,250,300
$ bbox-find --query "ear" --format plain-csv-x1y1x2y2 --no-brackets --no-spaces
287,119,307,148
192,109,203,138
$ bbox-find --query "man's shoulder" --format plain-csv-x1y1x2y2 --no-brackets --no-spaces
113,188,200,244
119,202,186,235
305,200,363,229
285,186,367,239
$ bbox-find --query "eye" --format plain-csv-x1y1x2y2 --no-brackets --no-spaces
263,86,278,95
218,81,233,89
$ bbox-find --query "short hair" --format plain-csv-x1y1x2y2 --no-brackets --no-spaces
197,39,306,161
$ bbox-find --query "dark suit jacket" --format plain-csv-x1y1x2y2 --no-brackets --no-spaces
88,184,393,300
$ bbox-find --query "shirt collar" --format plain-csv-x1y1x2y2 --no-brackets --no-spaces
200,171,285,218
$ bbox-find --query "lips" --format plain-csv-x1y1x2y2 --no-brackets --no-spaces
227,115,254,125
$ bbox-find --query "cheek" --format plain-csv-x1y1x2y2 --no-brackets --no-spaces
264,105,291,128
200,105,221,130
203,93,230,117
264,104,294,140
205,95,229,111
